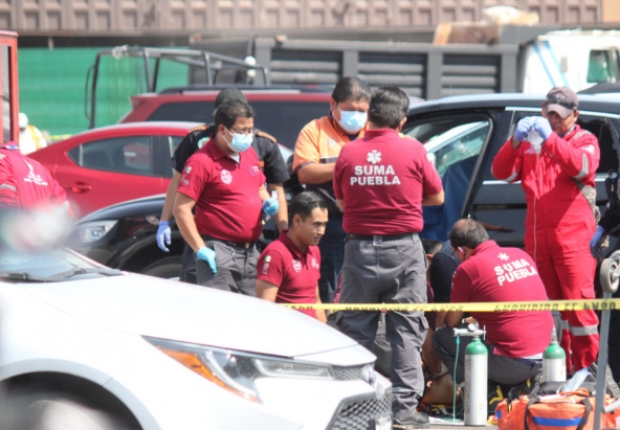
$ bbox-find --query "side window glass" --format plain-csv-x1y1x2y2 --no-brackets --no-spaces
587,50,616,84
67,136,154,176
164,135,184,177
577,115,620,174
406,118,490,176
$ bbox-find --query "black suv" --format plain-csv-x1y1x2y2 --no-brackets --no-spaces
69,93,620,278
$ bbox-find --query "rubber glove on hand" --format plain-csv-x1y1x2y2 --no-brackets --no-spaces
514,116,536,142
590,226,607,258
533,117,553,141
197,246,217,273
262,196,279,217
156,221,171,252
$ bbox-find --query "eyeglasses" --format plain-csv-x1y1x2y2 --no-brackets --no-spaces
228,127,253,135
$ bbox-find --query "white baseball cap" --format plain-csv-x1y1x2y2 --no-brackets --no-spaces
18,113,28,129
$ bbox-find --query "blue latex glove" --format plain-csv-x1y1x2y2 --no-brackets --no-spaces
197,246,217,274
590,226,607,258
156,221,171,252
514,116,536,142
262,197,279,217
533,117,553,140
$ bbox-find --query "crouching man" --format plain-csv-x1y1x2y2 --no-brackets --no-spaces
256,191,328,322
433,219,554,390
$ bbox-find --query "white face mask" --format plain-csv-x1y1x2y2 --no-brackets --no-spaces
337,108,367,134
224,129,253,153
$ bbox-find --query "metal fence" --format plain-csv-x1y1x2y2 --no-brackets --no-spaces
0,0,602,32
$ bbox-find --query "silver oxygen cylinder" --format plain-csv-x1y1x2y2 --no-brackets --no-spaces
455,324,488,426
542,328,566,382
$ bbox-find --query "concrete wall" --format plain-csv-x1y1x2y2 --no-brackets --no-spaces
0,0,603,32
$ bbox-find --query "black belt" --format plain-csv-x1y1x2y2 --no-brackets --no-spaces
203,236,255,250
347,233,415,241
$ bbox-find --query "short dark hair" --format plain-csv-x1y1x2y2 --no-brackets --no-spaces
368,86,409,129
289,191,328,221
449,219,489,249
422,239,443,256
214,100,254,130
214,88,247,111
331,77,372,104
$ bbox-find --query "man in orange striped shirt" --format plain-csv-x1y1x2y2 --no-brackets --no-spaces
292,77,371,303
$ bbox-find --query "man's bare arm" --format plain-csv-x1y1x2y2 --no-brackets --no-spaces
422,191,445,206
444,310,465,328
267,183,288,231
256,279,279,302
297,163,335,184
160,171,182,221
172,193,204,252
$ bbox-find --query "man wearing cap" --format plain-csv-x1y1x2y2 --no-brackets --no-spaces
18,113,48,155
157,88,289,283
492,86,600,373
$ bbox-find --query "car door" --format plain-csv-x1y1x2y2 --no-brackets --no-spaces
55,135,165,217
468,107,620,248
403,111,500,241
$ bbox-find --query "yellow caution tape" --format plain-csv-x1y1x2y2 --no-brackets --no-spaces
281,298,620,313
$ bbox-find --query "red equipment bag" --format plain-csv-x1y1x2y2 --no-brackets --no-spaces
496,388,620,430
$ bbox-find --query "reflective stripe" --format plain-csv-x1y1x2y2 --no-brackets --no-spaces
561,320,570,330
532,416,583,427
570,325,599,336
574,153,589,180
505,169,518,183
0,183,17,192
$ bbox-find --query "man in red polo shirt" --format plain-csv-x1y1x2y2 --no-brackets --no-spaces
173,100,279,295
255,191,328,322
433,219,554,389
333,86,444,430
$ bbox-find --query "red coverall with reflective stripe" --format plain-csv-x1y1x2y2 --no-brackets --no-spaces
0,147,67,210
492,125,600,372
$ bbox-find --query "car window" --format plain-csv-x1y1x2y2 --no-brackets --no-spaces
163,135,185,177
68,136,155,176
406,118,490,176
587,50,617,84
147,101,329,149
578,114,620,174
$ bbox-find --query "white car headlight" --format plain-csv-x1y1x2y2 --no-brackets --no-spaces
74,220,117,243
145,336,335,403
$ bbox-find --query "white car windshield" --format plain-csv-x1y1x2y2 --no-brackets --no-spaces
0,248,122,282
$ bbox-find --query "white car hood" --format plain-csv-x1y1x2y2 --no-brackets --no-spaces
20,273,360,358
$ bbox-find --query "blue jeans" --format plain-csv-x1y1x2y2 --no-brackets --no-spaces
317,218,346,303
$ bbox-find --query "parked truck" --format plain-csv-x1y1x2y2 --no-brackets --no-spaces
190,25,620,98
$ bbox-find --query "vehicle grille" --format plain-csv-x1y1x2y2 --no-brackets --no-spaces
333,365,364,381
327,392,392,430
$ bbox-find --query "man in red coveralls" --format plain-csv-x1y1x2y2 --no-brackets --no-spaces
0,142,68,210
491,87,599,373
255,191,328,322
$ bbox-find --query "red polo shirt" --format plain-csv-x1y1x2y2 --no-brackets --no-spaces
450,240,554,358
333,128,443,235
177,137,266,243
256,231,322,319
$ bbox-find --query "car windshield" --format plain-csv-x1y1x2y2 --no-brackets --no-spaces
0,247,122,282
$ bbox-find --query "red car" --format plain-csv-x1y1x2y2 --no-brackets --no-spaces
29,122,200,217
119,89,332,149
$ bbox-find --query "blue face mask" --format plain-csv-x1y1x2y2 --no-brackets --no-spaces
225,129,253,153
337,109,367,134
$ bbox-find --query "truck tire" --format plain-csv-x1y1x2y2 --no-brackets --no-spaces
3,391,127,430
140,256,182,280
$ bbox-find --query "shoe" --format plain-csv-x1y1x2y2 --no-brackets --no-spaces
393,412,430,429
